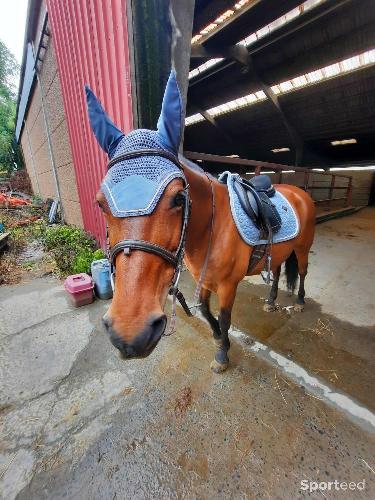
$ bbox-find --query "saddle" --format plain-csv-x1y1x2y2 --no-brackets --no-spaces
232,175,282,280
232,175,282,234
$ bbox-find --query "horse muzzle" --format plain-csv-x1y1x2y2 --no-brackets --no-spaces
102,314,167,359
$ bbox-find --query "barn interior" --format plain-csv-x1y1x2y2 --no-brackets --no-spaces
184,0,375,172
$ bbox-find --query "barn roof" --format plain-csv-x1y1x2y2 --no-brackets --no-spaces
184,0,375,167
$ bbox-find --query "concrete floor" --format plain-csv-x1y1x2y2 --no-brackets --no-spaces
0,209,374,499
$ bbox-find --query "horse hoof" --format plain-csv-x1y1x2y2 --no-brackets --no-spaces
294,303,304,312
210,359,228,373
263,303,276,312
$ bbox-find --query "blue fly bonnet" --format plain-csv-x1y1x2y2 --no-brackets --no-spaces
85,70,184,217
101,130,185,217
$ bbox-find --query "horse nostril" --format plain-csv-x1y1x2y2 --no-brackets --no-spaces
150,315,167,339
102,315,112,330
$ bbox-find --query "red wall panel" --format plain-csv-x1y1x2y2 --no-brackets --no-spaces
47,0,133,246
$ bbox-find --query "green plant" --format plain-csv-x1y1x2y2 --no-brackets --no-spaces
42,224,104,276
28,219,46,239
0,40,23,174
72,248,105,274
31,194,43,205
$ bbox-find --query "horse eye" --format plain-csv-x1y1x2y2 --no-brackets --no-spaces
173,192,185,207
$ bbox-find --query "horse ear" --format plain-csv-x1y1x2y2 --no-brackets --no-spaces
85,85,124,157
157,70,183,154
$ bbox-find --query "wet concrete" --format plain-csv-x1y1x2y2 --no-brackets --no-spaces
179,208,375,412
1,290,374,500
0,209,374,499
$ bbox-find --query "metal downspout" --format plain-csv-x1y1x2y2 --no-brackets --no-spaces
31,41,64,222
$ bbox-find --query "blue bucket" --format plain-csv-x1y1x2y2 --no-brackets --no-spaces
91,259,113,300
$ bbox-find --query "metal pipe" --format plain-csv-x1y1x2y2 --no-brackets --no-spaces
328,174,336,209
346,178,353,207
31,40,64,222
304,171,310,191
315,197,347,203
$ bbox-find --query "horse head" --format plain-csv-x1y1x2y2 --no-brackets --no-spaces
86,72,188,359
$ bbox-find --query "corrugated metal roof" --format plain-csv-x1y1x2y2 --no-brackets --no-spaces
15,44,36,141
186,0,375,166
47,0,133,246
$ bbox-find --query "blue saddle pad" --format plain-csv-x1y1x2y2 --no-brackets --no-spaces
218,172,299,246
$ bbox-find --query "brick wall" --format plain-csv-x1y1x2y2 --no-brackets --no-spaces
20,17,83,227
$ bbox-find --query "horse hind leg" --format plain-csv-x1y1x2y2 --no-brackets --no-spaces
263,265,281,312
293,248,309,312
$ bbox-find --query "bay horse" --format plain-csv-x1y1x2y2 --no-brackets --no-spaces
86,71,315,373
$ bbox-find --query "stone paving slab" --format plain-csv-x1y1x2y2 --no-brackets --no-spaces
0,277,374,500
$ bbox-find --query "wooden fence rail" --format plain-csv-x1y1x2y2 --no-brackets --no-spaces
184,151,353,208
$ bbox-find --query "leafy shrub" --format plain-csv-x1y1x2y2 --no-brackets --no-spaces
42,225,105,276
72,248,105,275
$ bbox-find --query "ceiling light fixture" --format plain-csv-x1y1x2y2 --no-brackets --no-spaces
331,139,357,146
330,166,375,171
271,147,290,153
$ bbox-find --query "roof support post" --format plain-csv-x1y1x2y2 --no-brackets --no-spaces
128,0,194,140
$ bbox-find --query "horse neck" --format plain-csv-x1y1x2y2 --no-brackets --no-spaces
183,163,216,270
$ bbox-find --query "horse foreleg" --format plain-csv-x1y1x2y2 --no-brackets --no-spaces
294,249,309,312
263,265,281,312
199,288,221,339
210,284,237,374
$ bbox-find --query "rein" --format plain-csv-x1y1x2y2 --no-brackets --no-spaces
106,148,214,334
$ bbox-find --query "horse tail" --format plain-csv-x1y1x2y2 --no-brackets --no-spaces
285,250,299,294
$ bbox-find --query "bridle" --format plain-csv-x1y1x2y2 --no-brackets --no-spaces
106,148,193,319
